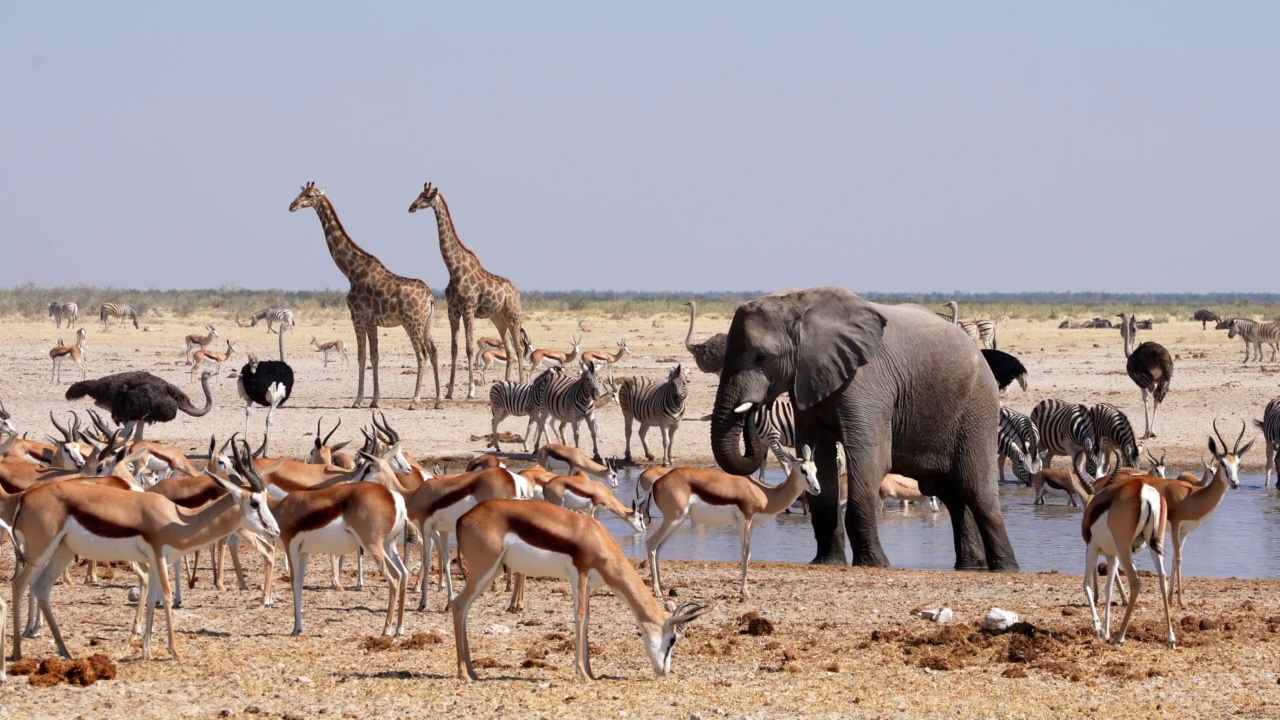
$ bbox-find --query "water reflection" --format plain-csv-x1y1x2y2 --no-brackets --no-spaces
596,468,1280,579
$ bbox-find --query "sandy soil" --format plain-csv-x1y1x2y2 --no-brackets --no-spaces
1,311,1279,718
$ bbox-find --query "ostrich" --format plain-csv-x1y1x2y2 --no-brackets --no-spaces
65,369,215,440
1193,309,1221,330
237,321,295,457
980,349,1028,395
683,301,727,375
1126,341,1173,440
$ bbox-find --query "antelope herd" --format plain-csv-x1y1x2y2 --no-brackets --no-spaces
4,296,1279,686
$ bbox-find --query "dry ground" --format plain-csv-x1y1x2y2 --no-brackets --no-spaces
1,311,1279,718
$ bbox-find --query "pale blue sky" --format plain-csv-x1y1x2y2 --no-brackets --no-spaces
2,3,1276,293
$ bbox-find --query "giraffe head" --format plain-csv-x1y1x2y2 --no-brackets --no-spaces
289,181,326,212
408,182,441,213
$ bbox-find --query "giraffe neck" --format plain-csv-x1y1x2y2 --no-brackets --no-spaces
312,196,381,282
431,195,481,280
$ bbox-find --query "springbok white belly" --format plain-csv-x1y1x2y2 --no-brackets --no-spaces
502,534,605,588
293,519,360,556
63,520,154,564
686,496,745,526
426,495,478,533
561,488,594,512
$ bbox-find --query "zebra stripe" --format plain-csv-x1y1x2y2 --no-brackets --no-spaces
48,302,78,328
252,308,296,333
1227,318,1280,363
974,319,997,350
1029,399,1101,486
540,364,607,460
997,406,1040,484
618,365,688,465
98,302,138,329
1089,402,1140,471
1256,397,1280,488
488,367,562,452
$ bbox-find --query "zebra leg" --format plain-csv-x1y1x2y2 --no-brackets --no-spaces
637,424,654,462
622,409,635,462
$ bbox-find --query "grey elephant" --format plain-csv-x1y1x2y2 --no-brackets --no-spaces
710,287,1018,571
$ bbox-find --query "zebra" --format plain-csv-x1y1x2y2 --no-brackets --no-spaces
744,395,796,479
1118,313,1138,357
1089,402,1140,473
1227,318,1280,363
48,302,78,328
98,302,139,330
487,367,562,453
1029,399,1102,491
997,406,1040,484
974,319,997,350
251,308,296,334
539,363,608,461
618,365,689,465
1254,397,1280,488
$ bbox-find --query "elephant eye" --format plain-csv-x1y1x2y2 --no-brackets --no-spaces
754,351,767,364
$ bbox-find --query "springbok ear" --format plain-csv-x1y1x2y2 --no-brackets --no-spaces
794,291,886,411
205,470,247,498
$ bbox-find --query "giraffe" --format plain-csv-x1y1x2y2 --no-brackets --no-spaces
290,182,441,409
409,182,525,400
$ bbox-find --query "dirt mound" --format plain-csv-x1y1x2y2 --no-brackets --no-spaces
9,655,117,687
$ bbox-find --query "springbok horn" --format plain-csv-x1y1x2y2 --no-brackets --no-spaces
1213,419,1228,455
1234,419,1247,454
324,416,342,446
49,411,68,441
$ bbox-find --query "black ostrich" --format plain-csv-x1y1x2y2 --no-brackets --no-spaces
66,369,215,440
981,349,1028,394
1193,309,1221,330
238,323,295,456
1126,341,1173,439
683,300,727,375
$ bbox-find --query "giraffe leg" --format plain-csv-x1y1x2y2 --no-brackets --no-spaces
446,309,461,400
463,314,477,399
351,311,369,408
368,325,382,408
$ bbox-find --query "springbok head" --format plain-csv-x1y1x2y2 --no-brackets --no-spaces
1210,419,1255,489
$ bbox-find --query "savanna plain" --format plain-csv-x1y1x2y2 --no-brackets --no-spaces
2,303,1280,719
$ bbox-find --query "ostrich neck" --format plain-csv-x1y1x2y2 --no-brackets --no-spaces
951,304,959,323
181,373,215,417
278,325,287,362
431,196,476,279
685,304,697,350
313,197,380,282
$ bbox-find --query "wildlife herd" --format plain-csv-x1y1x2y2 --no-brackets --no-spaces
4,182,1280,687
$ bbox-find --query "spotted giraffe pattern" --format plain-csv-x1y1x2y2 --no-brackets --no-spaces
290,182,441,409
409,183,524,400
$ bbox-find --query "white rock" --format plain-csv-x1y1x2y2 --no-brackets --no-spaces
920,608,953,622
485,624,511,635
127,586,142,603
982,607,1020,632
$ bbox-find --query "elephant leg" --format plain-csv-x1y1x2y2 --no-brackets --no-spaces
955,453,1019,572
805,439,846,565
843,464,890,567
937,491,986,570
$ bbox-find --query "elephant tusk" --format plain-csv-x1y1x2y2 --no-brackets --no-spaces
733,402,754,414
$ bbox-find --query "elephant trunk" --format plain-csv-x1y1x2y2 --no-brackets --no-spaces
710,380,768,476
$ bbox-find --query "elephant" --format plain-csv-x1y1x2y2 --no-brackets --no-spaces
709,287,1018,571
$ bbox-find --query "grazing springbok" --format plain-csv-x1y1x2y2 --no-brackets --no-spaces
1032,468,1094,507
645,442,819,600
535,443,618,488
540,471,647,532
529,336,582,370
451,498,710,681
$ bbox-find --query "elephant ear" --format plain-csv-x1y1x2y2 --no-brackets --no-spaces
793,293,887,411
